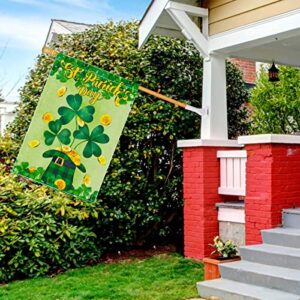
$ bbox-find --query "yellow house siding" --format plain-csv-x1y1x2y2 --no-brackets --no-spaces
208,0,300,35
208,0,234,9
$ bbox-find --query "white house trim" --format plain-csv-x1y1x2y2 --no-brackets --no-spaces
209,8,300,55
139,1,209,57
217,150,247,197
165,3,208,57
238,134,300,145
177,139,242,148
201,55,227,139
217,150,247,158
166,1,208,18
139,0,169,48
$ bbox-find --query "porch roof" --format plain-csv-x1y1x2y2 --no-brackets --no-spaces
139,1,300,67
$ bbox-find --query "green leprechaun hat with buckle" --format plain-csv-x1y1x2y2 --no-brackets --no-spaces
41,148,86,191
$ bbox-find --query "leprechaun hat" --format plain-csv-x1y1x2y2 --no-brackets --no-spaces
41,149,86,191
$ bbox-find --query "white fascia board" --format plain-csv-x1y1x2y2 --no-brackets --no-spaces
167,1,208,17
139,0,169,48
177,139,242,148
238,134,300,145
209,8,300,54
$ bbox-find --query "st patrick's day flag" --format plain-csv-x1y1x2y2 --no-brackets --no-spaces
14,53,139,202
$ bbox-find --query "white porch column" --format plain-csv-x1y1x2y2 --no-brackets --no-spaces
201,54,228,140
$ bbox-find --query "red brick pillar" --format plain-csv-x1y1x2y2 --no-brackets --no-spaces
181,141,241,260
241,135,300,245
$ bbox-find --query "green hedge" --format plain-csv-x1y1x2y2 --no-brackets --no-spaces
1,20,249,281
250,66,300,133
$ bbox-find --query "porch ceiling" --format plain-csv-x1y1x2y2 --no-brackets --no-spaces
220,33,300,68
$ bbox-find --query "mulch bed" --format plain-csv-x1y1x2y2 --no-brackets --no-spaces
99,245,177,264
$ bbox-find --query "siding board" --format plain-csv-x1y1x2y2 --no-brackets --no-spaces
209,0,280,23
208,0,300,35
208,0,234,9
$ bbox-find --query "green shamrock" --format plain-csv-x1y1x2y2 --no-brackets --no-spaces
73,124,109,158
56,71,68,83
58,94,95,125
14,162,45,180
44,119,71,146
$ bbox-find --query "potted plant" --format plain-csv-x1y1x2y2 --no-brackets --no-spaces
203,236,240,280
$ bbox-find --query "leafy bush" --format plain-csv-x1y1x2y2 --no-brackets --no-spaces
0,136,18,168
2,21,248,280
250,66,300,133
0,163,100,281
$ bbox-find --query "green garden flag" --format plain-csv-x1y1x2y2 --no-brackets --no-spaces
14,53,139,202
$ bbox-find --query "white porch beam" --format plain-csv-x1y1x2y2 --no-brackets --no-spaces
201,55,228,140
209,8,300,54
166,4,208,57
166,1,208,18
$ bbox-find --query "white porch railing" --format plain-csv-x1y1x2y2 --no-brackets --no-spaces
217,150,247,196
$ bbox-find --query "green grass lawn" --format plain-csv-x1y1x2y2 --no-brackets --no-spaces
0,253,203,300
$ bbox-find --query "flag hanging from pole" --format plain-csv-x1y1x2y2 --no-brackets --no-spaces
14,53,139,202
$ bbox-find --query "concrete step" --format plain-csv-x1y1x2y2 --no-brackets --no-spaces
197,279,300,300
220,261,300,294
283,208,300,229
240,243,300,269
262,228,300,248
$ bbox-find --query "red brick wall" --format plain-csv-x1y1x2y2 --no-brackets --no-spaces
183,146,237,259
230,58,256,84
245,144,300,244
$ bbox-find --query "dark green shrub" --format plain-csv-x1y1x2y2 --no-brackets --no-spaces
226,61,249,137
